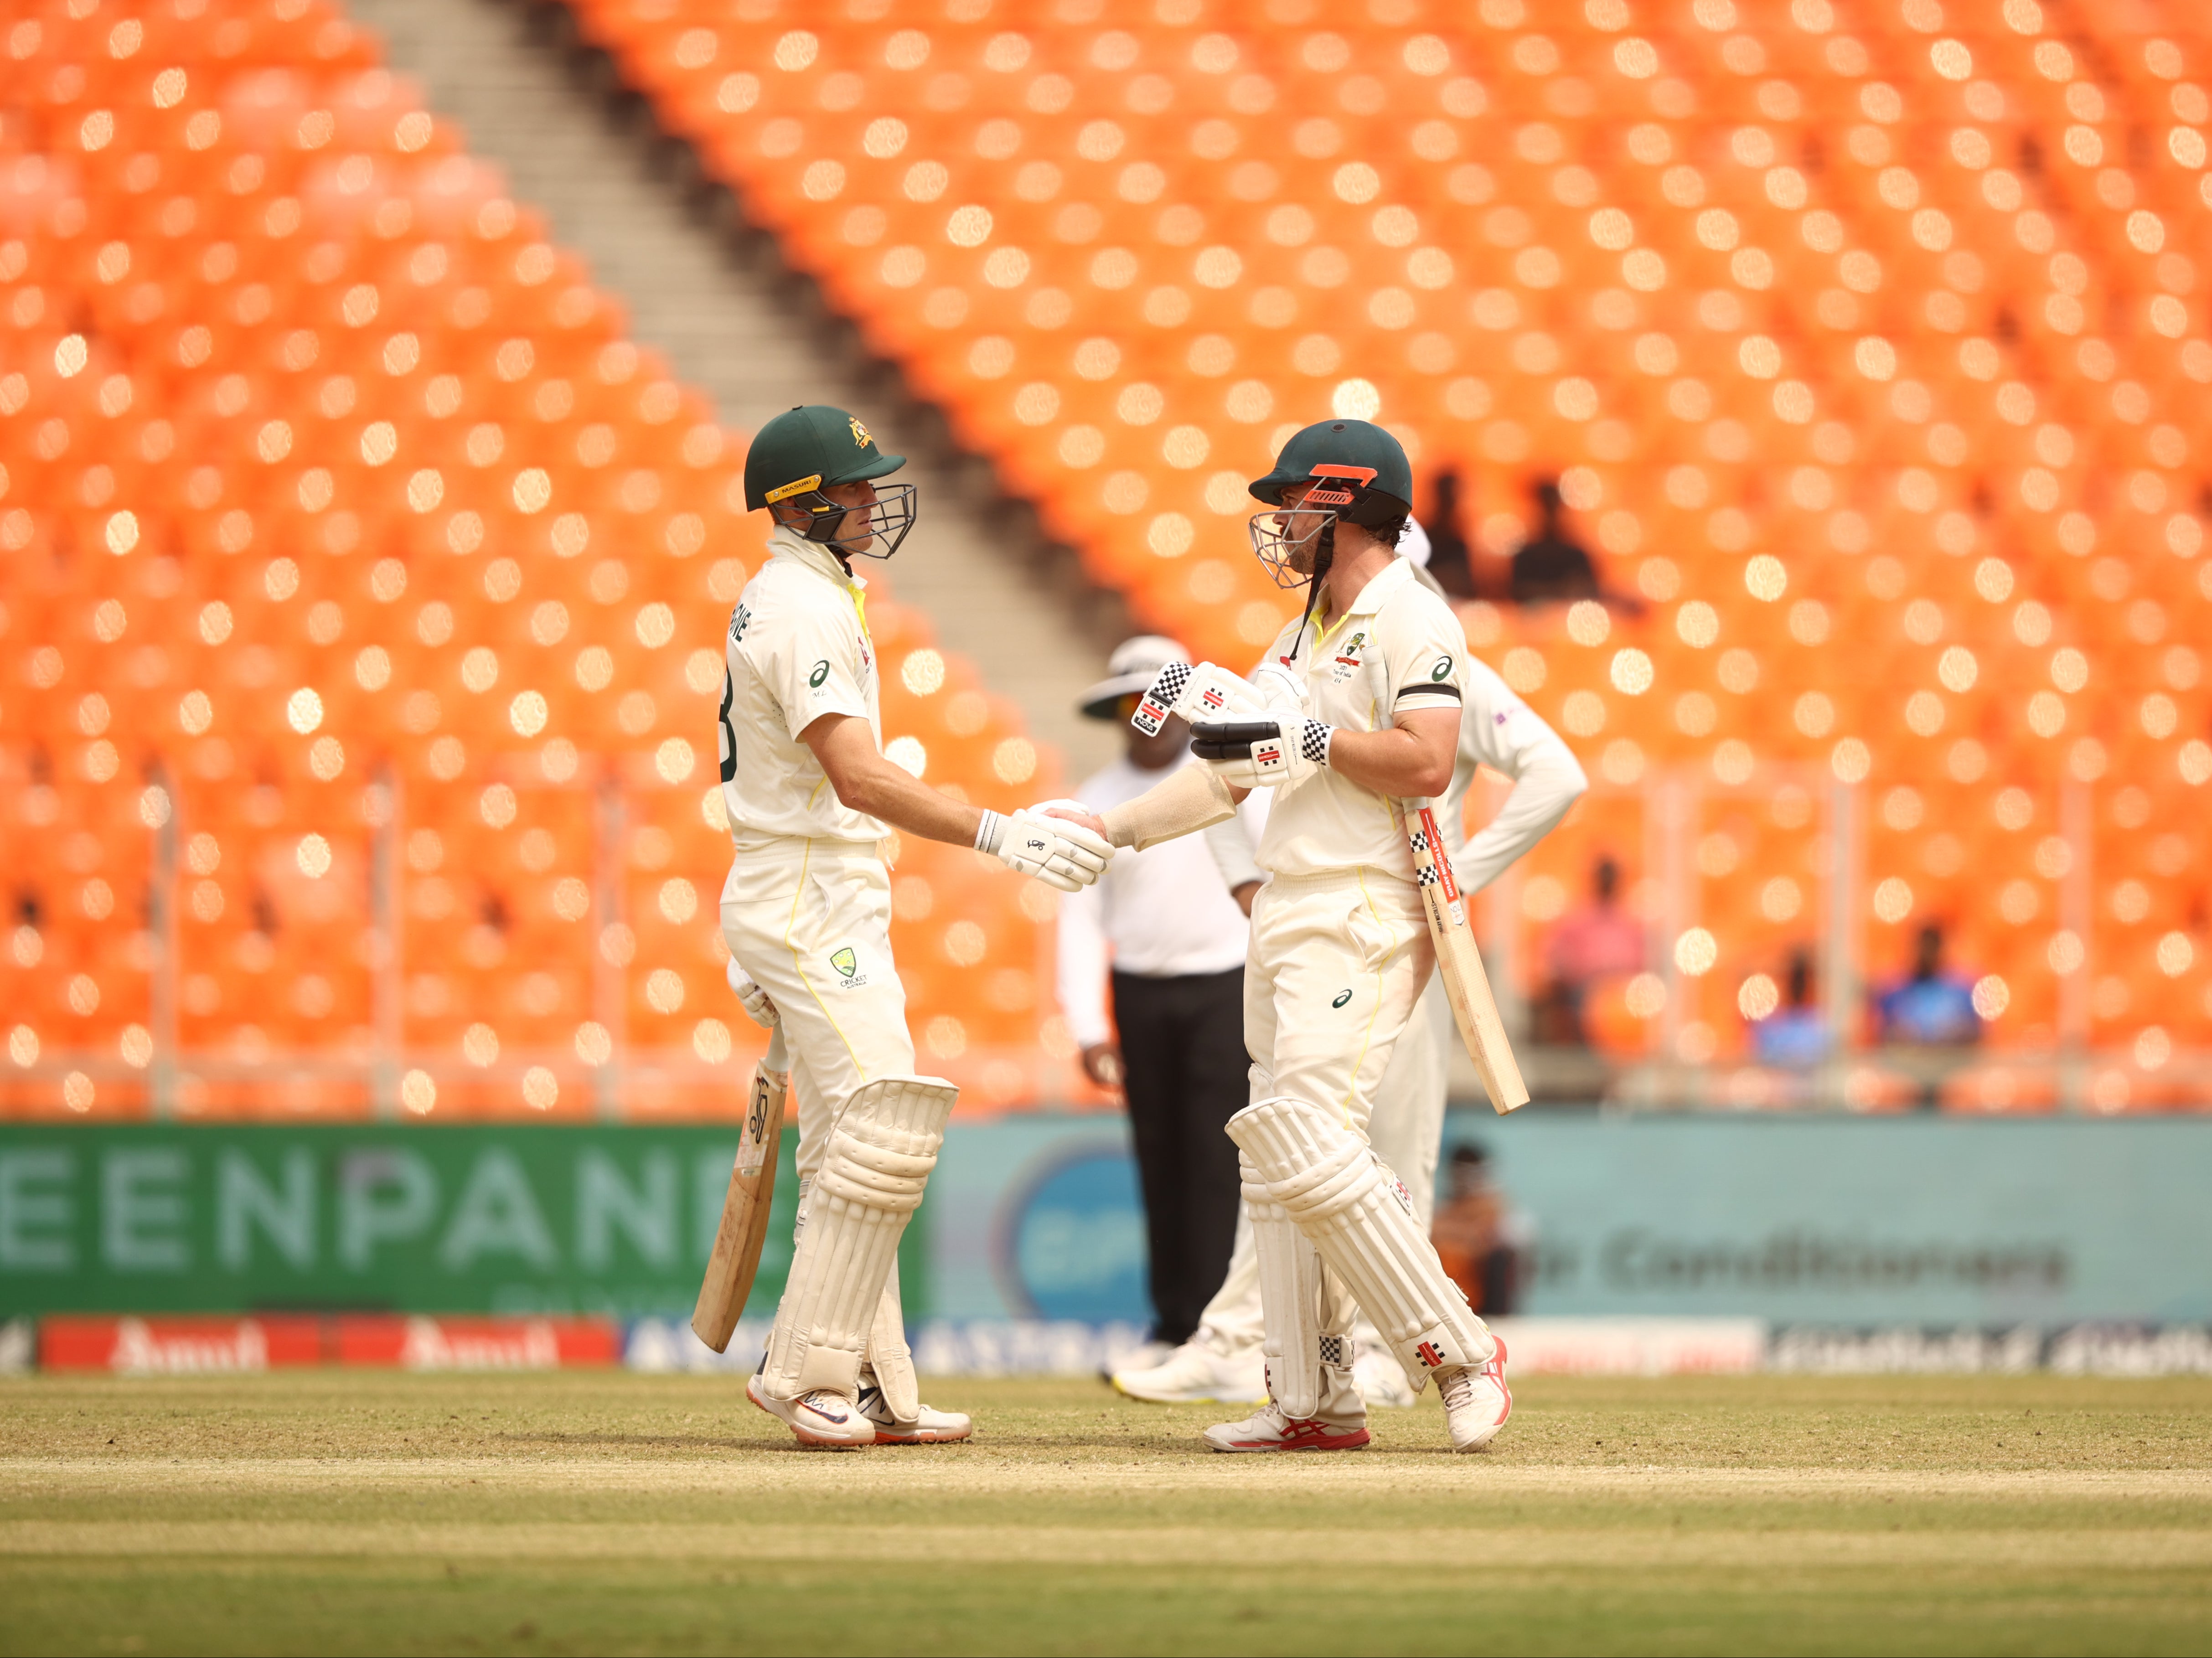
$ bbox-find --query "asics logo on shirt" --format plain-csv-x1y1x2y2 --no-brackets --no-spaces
808,660,831,688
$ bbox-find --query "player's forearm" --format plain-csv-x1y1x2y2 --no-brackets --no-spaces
1458,743,1588,893
1326,725,1456,800
829,754,983,847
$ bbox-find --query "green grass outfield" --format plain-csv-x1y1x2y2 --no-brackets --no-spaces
2,1371,2208,1656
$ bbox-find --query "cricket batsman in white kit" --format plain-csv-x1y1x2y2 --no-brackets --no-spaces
1116,529,1586,1412
718,405,1114,1448
1051,418,1517,1452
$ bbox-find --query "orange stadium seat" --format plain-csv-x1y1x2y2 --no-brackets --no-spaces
0,0,1078,1120
553,0,2211,1095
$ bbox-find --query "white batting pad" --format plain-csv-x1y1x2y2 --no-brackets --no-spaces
865,1260,920,1424
1228,1095,1495,1393
762,1074,958,1401
1241,1151,1323,1420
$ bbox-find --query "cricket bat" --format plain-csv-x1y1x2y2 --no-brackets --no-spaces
690,1027,789,1352
1406,803,1530,1115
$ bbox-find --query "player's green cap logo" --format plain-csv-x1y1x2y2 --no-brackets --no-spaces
831,947,857,979
809,659,831,688
1332,989,1353,1008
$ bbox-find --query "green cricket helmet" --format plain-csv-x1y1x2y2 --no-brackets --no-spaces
1246,419,1412,590
742,404,917,561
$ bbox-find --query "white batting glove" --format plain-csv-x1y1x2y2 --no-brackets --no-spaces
1129,660,1264,736
724,959,780,1029
976,806,1114,891
1190,716,1333,791
1249,660,1308,715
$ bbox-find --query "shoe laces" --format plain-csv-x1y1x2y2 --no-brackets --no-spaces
1436,1366,1474,1411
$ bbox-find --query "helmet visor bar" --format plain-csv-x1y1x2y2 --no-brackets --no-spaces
797,481,920,560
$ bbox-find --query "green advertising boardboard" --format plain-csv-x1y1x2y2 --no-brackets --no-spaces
0,1126,925,1321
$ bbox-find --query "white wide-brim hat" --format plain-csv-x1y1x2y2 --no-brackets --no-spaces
1078,634,1190,720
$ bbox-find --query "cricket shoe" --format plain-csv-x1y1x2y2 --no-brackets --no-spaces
1112,1337,1267,1405
746,1373,876,1449
1203,1400,1370,1453
1352,1339,1417,1409
1437,1335,1511,1453
1100,1338,1173,1381
857,1384,972,1446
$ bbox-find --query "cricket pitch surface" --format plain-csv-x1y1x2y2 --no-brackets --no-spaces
4,1372,2209,1655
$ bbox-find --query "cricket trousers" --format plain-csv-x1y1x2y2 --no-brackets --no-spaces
719,838,917,1182
1111,965,1249,1346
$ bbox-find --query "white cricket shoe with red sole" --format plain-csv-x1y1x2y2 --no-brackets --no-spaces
1203,1402,1371,1453
858,1384,973,1445
746,1373,876,1449
1438,1335,1511,1452
1113,1338,1268,1406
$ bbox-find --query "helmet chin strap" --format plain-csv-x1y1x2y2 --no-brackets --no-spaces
1280,518,1335,668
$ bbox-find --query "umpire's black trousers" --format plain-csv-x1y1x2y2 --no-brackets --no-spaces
1111,965,1248,1346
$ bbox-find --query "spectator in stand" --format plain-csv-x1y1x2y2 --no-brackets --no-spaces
1509,478,1600,604
1754,950,1830,1068
1535,856,1644,1045
1422,468,1477,598
1056,636,1263,1368
1875,924,1982,1047
1431,1144,1523,1316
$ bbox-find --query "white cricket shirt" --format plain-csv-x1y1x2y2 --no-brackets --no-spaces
1438,656,1588,891
1251,556,1471,883
717,525,886,853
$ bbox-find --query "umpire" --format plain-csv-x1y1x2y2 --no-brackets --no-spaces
1056,637,1258,1362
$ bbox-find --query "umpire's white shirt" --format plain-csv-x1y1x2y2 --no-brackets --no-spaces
1055,757,1255,1050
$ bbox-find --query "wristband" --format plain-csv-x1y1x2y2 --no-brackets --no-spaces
973,808,1005,856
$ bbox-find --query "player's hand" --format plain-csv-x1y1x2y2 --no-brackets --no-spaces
1080,1042,1125,1091
1191,717,1332,790
1130,660,1263,735
1249,660,1308,715
977,806,1114,891
1033,797,1111,843
725,960,780,1029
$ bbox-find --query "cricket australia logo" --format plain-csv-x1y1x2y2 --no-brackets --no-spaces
829,946,865,988
849,415,872,448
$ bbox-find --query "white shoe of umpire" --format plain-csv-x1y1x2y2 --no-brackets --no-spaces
857,1382,973,1446
1100,1338,1173,1382
1111,1337,1268,1405
746,1373,876,1450
1352,1339,1417,1409
1437,1335,1512,1453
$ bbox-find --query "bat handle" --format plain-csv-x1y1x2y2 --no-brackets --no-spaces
764,1027,788,1074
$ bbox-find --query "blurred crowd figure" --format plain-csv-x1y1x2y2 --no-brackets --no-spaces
1509,479,1602,605
1752,950,1829,1069
1874,924,1984,1048
1532,856,1643,1046
1430,1144,1524,1316
1419,470,1603,606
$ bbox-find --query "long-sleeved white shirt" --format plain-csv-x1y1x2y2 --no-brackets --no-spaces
1437,655,1588,891
1054,755,1259,1050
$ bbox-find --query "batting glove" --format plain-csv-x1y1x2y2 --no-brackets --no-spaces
1190,717,1333,791
724,959,780,1029
975,806,1115,891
